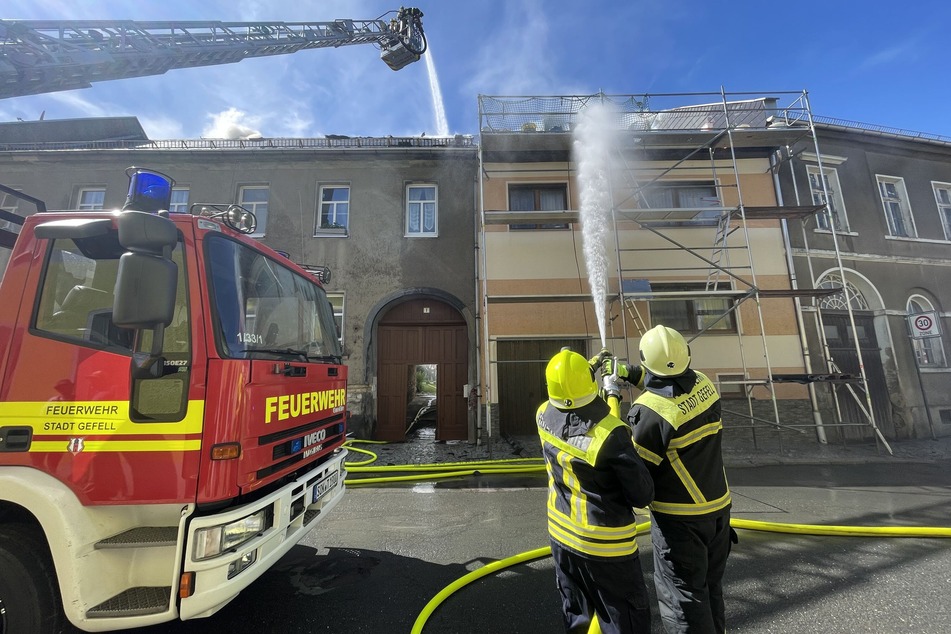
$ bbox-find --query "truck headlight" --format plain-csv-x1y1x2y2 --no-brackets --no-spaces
194,509,268,561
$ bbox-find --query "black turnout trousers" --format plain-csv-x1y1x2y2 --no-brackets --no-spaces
649,511,732,634
550,540,652,634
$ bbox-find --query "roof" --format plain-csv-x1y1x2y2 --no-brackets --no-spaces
0,116,149,144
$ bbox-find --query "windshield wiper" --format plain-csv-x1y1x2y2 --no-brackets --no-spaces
307,354,342,364
239,347,308,361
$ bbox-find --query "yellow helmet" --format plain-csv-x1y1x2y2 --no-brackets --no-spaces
546,348,598,409
639,325,690,377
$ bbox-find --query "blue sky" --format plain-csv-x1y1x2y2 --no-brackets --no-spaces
3,0,950,140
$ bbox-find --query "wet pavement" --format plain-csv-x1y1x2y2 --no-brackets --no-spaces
128,412,951,634
138,460,951,634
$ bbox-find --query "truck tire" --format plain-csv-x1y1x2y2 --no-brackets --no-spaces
0,524,64,634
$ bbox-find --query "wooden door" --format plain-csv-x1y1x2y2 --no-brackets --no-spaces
376,299,468,441
497,339,586,436
823,312,892,438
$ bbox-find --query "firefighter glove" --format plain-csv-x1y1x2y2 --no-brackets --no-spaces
588,348,612,372
603,357,630,381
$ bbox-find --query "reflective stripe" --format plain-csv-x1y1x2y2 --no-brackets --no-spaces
650,490,732,516
3,400,204,435
538,403,639,557
637,375,718,430
548,523,639,558
635,373,731,515
634,443,663,465
667,450,704,503
1,400,205,453
30,439,202,452
548,510,638,540
668,421,723,450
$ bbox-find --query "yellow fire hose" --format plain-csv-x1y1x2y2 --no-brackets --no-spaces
343,439,951,633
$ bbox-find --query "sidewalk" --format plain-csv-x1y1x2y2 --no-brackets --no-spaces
358,423,951,468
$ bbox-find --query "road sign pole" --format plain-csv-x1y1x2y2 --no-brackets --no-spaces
907,312,938,440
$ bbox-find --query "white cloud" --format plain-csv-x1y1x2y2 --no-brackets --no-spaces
202,108,263,139
138,114,186,139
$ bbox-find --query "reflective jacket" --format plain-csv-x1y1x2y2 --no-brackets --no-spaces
627,369,731,519
537,397,654,559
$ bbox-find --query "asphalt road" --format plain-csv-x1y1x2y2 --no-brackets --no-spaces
132,462,951,634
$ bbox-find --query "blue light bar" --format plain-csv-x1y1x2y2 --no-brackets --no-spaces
124,167,174,213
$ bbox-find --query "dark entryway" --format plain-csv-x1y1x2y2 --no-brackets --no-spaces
823,312,892,438
376,298,468,442
496,338,586,436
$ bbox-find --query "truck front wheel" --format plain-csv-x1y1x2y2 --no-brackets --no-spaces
0,524,64,634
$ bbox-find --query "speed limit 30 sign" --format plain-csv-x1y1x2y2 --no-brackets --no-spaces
908,311,941,339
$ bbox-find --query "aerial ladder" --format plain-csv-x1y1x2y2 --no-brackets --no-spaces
0,7,426,99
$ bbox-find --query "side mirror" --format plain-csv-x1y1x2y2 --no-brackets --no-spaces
113,252,176,329
112,211,178,330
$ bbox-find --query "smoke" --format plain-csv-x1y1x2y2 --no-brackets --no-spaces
573,103,618,347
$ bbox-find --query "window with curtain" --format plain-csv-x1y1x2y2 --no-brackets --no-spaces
641,181,720,222
169,187,190,214
508,184,568,230
648,282,736,333
406,184,437,236
78,188,106,210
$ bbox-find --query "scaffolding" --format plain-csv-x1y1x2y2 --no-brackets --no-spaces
478,89,889,453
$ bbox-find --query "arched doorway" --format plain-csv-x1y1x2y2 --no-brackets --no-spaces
376,297,469,442
816,272,893,438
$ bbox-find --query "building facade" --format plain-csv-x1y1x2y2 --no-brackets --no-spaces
777,120,951,442
0,120,481,442
475,92,821,442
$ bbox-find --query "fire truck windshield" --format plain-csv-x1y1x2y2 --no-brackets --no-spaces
206,236,341,361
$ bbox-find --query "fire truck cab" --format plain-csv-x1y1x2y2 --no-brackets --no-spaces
0,168,348,632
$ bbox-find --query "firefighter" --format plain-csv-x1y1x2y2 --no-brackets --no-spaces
537,348,654,634
604,325,734,634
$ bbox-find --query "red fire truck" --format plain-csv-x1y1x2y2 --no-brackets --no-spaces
0,168,348,632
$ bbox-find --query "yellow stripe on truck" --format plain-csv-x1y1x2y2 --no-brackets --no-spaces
1,400,205,436
30,439,203,452
1,401,206,453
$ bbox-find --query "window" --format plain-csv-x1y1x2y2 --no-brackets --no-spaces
0,190,19,212
808,166,849,232
169,187,190,214
0,189,21,241
931,182,951,240
508,184,569,230
817,273,868,311
642,181,720,221
206,236,341,360
316,185,350,236
648,282,736,334
239,186,269,237
907,295,946,367
406,184,437,236
78,188,105,210
34,236,185,353
327,292,345,347
877,176,916,238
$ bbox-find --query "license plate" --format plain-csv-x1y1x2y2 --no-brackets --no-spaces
312,471,338,503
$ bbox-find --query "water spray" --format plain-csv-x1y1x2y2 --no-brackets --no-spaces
573,103,616,347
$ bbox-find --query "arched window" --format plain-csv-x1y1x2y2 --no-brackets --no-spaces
907,295,947,367
817,273,869,310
